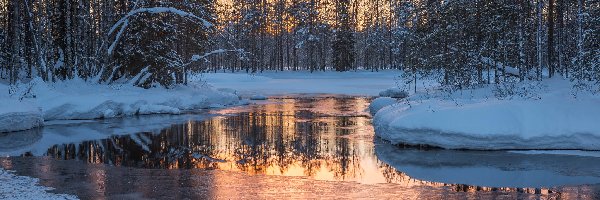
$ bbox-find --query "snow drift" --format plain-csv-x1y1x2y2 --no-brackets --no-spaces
0,77,239,133
373,78,600,150
0,100,43,132
368,97,397,115
0,168,78,199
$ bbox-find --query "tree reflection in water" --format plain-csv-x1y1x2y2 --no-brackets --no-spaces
44,97,380,182
40,97,565,196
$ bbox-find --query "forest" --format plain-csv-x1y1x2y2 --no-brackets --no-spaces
0,0,598,89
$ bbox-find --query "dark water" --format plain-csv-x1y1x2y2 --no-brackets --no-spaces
2,96,600,199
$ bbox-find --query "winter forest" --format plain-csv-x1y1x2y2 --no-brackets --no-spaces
1,0,598,89
2,0,600,198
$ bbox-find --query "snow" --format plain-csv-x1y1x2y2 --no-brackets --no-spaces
480,57,521,76
0,77,239,133
373,78,600,150
0,99,43,133
191,49,245,63
368,97,397,115
109,7,213,34
0,168,78,200
199,70,401,96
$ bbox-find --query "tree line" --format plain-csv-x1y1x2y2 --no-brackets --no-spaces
1,0,598,89
1,0,217,88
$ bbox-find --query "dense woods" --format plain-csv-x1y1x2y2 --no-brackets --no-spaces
0,0,598,89
0,0,218,88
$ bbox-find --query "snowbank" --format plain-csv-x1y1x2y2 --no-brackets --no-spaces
373,78,600,150
0,77,239,132
368,97,397,115
0,99,43,132
0,168,78,199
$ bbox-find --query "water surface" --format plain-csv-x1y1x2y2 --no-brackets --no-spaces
1,96,599,199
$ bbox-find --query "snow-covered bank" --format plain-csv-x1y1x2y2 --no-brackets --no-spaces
368,97,397,115
0,78,239,133
0,168,78,199
373,78,600,150
199,70,402,96
0,99,43,132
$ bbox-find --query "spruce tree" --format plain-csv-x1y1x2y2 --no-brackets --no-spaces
332,0,354,72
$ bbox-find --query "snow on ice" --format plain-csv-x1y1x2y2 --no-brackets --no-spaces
0,168,78,200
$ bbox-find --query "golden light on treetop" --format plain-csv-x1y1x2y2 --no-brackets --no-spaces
215,0,395,33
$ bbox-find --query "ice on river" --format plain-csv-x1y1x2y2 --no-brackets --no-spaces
375,139,600,188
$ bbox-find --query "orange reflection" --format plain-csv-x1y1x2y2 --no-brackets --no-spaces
42,97,561,196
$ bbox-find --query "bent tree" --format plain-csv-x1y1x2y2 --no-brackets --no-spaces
104,2,220,88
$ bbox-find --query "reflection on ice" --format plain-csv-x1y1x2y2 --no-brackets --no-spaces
0,128,42,152
42,97,391,184
509,150,600,158
376,139,600,188
0,114,213,156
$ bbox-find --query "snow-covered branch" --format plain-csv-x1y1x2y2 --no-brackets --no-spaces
190,49,246,63
107,7,214,56
108,20,129,56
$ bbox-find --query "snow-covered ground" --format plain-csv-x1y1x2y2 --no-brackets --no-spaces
373,78,600,150
0,168,78,200
0,99,43,133
368,97,398,115
198,70,403,96
0,77,240,133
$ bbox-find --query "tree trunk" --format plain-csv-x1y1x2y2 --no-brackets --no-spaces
536,0,543,81
557,0,564,77
548,0,555,78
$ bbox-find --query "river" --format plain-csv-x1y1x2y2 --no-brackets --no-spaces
1,96,599,199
